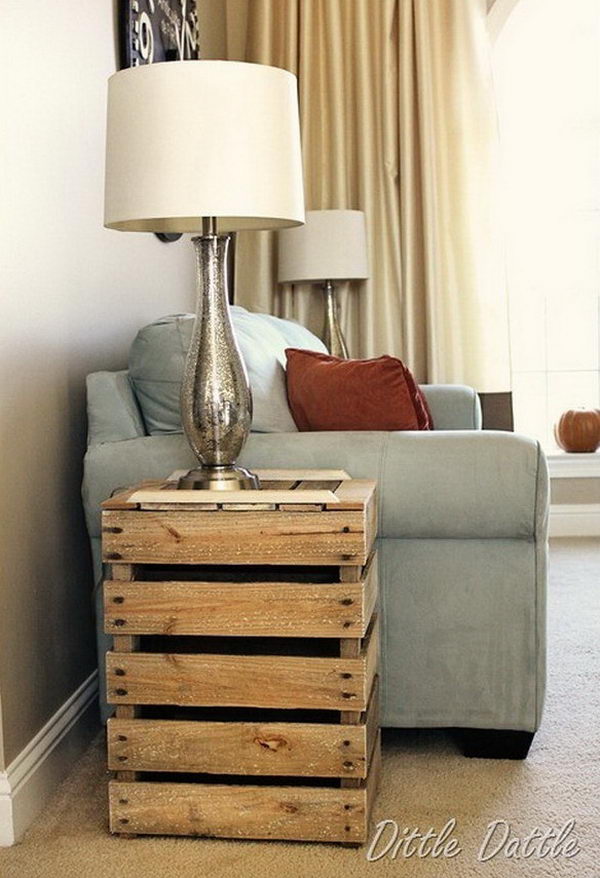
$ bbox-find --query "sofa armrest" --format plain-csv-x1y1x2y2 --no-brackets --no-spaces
86,370,147,445
419,384,482,430
82,429,547,546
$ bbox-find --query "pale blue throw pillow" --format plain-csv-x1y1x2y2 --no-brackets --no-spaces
129,307,326,435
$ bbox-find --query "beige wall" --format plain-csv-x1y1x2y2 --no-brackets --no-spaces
0,1,204,767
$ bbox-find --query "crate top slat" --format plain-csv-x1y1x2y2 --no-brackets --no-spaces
102,469,376,512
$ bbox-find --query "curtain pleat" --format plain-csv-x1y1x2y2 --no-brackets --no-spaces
226,0,510,392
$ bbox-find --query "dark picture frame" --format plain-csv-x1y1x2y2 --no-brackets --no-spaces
117,0,199,70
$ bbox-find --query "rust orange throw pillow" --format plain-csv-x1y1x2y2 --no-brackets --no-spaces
285,348,433,432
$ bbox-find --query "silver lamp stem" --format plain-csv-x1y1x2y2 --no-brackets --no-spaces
178,221,259,490
322,280,349,359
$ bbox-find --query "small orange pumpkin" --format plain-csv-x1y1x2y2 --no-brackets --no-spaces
554,408,600,453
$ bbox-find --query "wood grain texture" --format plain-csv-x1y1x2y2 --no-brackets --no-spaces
102,508,369,566
326,479,376,510
107,718,368,778
108,780,368,842
130,489,340,507
106,635,377,710
103,554,378,638
367,731,382,822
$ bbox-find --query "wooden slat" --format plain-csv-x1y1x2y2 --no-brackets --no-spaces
102,508,368,566
106,627,378,710
102,481,168,510
340,635,361,729
104,573,375,638
365,615,380,703
255,469,350,482
365,676,380,770
129,489,340,507
367,731,382,823
110,564,139,795
296,480,341,491
107,717,368,778
108,780,367,842
363,552,379,632
327,479,376,510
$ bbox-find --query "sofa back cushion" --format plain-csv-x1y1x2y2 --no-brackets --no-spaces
129,308,327,435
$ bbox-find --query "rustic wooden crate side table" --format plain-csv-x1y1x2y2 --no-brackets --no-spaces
102,469,380,844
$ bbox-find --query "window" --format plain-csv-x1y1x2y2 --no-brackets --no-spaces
493,0,600,449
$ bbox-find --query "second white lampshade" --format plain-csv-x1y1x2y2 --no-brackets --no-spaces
277,209,369,283
104,60,305,234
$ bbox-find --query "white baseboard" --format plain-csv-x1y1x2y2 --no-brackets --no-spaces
0,671,99,846
549,504,600,537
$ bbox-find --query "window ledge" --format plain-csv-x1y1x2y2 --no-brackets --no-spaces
547,452,600,479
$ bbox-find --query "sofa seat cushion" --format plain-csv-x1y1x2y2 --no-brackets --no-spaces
129,308,327,435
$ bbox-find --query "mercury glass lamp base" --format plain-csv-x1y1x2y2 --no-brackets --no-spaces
178,465,260,491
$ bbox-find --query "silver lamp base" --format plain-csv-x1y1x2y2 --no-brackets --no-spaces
178,217,259,491
178,464,260,491
322,280,349,359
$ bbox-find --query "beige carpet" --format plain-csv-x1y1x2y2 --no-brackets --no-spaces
1,539,598,878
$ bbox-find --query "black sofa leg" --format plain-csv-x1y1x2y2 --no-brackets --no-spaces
458,729,536,760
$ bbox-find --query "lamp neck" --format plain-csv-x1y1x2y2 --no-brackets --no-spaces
202,216,218,237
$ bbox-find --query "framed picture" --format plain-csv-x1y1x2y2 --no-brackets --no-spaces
118,0,199,69
117,1,200,242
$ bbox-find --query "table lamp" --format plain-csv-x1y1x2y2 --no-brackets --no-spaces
277,209,368,358
104,61,304,490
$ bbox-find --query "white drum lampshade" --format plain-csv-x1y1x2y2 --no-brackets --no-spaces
277,209,368,283
104,60,305,233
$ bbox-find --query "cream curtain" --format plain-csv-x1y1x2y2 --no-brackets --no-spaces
226,0,510,392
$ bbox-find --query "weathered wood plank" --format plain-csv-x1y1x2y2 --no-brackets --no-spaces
129,489,340,507
108,780,367,842
365,616,380,704
104,575,373,638
328,479,376,510
102,508,368,566
107,718,368,778
106,644,374,711
367,731,382,823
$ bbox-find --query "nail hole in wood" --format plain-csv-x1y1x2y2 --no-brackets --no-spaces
343,761,354,769
341,692,356,700
340,598,354,606
119,799,128,805
113,596,124,604
117,735,127,742
106,553,122,560
340,672,352,679
114,619,126,627
117,756,128,762
342,527,350,533
119,818,129,825
343,740,351,747
343,621,352,628
114,668,126,676
115,688,128,696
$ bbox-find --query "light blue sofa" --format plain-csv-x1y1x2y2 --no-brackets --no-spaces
82,310,548,758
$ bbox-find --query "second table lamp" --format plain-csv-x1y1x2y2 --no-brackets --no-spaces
277,209,369,358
